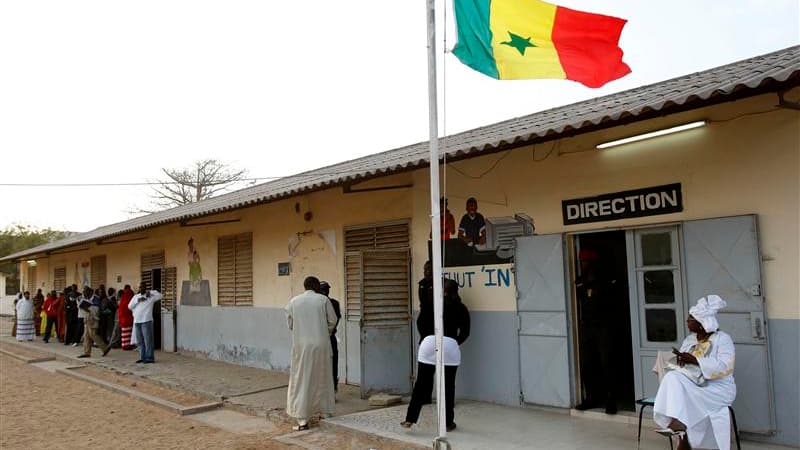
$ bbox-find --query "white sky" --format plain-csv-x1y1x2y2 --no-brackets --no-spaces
1,0,798,232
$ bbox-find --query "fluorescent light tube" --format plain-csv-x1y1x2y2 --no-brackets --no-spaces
596,121,707,149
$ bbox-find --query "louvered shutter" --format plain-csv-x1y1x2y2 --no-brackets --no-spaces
362,250,410,325
345,252,362,321
91,255,107,288
344,221,410,322
141,251,165,271
234,233,253,305
27,266,36,293
162,267,177,310
53,267,67,292
218,236,236,306
217,232,252,306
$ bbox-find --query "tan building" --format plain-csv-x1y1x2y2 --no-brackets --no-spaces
4,46,799,446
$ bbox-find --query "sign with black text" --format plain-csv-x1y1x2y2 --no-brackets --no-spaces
562,183,683,225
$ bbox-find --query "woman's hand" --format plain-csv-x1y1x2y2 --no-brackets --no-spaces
676,352,698,366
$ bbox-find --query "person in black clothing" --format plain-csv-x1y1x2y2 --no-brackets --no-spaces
416,261,434,341
318,281,341,393
402,278,470,432
575,248,618,415
63,286,80,345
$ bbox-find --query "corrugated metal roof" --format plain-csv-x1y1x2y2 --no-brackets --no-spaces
4,45,799,262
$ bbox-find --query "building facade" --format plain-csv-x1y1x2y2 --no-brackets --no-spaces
5,48,799,445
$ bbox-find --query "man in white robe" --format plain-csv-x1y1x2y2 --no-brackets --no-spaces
285,276,338,430
654,295,737,450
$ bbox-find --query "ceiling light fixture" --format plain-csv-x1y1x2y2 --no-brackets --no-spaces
596,121,707,150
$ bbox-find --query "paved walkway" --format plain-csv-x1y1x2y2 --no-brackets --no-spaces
328,401,792,450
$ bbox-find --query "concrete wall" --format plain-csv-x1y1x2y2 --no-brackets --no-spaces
764,319,800,446
177,305,293,370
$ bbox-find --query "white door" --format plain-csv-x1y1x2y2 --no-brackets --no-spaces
628,226,686,399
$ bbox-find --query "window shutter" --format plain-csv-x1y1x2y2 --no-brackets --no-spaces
344,221,409,322
218,236,236,306
162,267,177,311
345,252,362,321
54,267,67,292
141,251,165,271
234,233,253,306
91,255,107,288
27,266,37,293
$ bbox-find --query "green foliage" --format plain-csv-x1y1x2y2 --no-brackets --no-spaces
0,224,70,294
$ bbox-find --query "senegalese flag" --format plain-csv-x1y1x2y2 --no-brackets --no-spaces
453,0,631,87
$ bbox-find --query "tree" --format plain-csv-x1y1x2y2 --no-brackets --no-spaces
143,159,247,212
0,225,71,295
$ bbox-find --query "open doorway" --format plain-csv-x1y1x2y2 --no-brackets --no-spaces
573,231,635,413
141,268,163,350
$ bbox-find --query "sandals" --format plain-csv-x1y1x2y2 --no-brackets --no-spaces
401,421,413,428
292,424,309,431
655,428,686,438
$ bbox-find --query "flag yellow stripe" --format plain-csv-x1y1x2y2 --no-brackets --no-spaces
489,0,566,80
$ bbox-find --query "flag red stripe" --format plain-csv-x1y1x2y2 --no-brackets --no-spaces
552,6,631,88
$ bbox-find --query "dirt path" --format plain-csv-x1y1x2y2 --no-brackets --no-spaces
0,353,289,449
0,352,423,450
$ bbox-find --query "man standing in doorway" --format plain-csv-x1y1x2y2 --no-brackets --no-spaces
318,281,341,393
575,248,617,414
457,197,487,246
285,276,338,430
129,282,162,364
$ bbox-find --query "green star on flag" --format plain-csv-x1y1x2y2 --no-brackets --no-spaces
500,32,535,56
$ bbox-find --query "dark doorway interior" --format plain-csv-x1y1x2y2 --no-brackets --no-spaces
152,268,162,351
574,230,635,413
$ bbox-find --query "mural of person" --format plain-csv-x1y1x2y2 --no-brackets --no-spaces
187,238,202,292
457,197,486,246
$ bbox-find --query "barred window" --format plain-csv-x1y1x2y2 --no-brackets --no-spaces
217,232,253,306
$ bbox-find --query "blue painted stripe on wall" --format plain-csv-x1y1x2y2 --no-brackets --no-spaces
176,307,798,446
763,318,799,446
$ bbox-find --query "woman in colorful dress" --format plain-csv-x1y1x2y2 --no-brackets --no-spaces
117,285,135,350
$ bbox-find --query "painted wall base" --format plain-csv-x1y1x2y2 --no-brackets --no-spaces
174,306,798,447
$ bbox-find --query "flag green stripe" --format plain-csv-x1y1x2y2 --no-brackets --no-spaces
452,0,499,79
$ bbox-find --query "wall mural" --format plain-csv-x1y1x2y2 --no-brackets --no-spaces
430,197,535,268
181,237,211,306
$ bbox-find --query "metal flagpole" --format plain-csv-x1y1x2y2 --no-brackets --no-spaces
425,0,448,446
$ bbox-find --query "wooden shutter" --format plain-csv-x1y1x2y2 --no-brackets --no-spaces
27,265,37,293
218,235,236,306
345,252,362,321
162,267,177,310
141,251,165,271
217,232,252,306
91,255,107,288
344,221,410,322
362,249,410,325
234,233,253,305
140,270,152,292
53,267,67,292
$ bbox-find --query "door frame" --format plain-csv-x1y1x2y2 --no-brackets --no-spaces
566,221,686,405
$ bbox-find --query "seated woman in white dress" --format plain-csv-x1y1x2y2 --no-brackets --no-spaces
653,295,736,450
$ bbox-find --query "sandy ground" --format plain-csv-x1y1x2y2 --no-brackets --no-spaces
0,352,424,450
0,353,290,450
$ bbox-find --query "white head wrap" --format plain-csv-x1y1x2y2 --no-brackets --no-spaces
689,294,727,333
